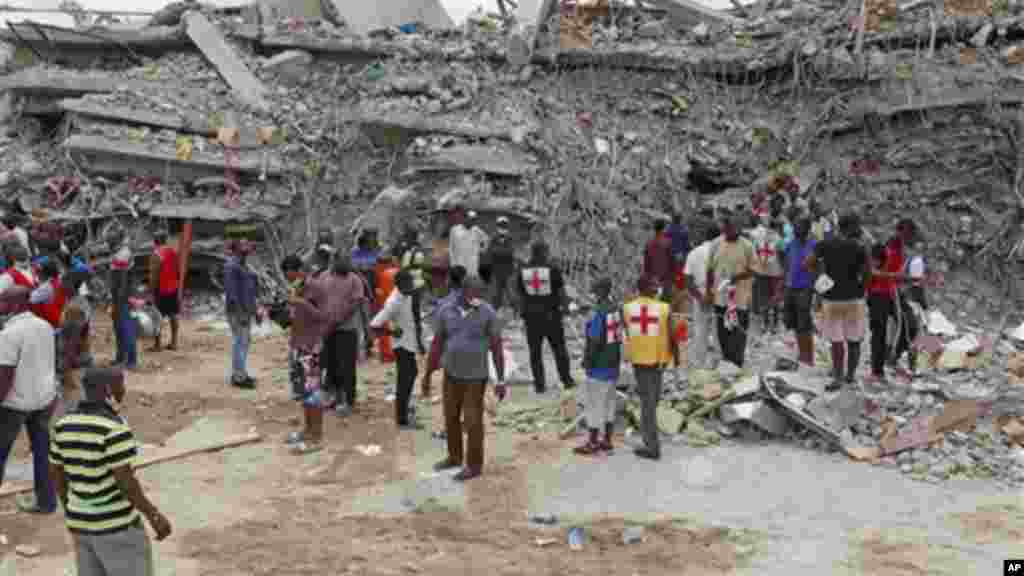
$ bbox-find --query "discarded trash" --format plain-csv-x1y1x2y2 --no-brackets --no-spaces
365,62,386,82
355,444,381,456
622,526,645,545
720,400,789,436
927,310,957,336
529,512,558,525
14,545,39,557
534,538,558,547
568,527,584,551
0,534,6,545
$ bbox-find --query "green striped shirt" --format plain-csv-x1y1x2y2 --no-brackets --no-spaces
49,402,141,534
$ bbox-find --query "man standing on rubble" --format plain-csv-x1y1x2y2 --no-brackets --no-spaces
643,219,674,302
867,219,915,384
806,213,868,390
624,276,678,461
422,276,506,481
783,218,817,367
393,227,427,353
150,232,180,352
484,216,518,314
518,241,575,393
685,228,718,371
705,213,756,367
449,206,484,280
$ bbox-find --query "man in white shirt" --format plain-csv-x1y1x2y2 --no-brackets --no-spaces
467,211,490,255
0,286,58,514
369,270,420,429
684,228,718,370
449,207,482,279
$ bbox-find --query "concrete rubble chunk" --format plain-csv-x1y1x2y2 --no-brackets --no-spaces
646,0,739,27
404,144,538,177
324,0,454,35
63,134,281,182
719,400,789,436
0,68,167,98
261,50,314,83
260,0,322,22
184,11,269,111
0,25,188,61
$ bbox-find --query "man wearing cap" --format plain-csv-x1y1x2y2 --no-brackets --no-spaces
422,276,506,481
623,276,678,461
50,368,172,575
393,227,427,353
0,286,58,514
150,231,180,352
484,216,518,313
705,212,756,367
518,241,575,393
224,240,258,389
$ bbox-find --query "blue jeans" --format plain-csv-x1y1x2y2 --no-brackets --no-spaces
228,312,252,381
114,309,137,368
0,405,57,511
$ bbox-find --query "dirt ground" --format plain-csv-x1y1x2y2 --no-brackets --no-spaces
2,314,753,575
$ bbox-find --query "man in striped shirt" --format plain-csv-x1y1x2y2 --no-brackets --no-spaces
49,367,171,576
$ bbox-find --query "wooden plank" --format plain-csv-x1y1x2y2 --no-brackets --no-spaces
0,433,262,498
183,11,269,111
63,134,282,182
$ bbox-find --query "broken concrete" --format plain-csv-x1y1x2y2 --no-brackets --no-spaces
183,11,269,111
404,144,538,177
149,203,281,222
357,110,531,144
0,24,189,62
259,0,322,22
646,0,739,27
720,400,789,436
260,49,313,82
63,134,281,182
323,0,454,35
0,68,167,98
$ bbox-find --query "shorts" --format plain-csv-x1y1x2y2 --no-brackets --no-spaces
290,347,323,408
784,287,814,335
156,292,179,317
821,299,866,343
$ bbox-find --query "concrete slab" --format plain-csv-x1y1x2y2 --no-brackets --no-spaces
0,67,169,98
259,0,323,22
261,49,313,82
404,144,538,177
324,0,454,35
0,24,189,59
183,11,269,111
63,134,282,182
357,110,530,144
647,0,739,26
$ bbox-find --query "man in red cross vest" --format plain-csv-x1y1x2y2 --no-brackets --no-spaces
516,241,574,394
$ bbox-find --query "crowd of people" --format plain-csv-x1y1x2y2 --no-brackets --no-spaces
0,186,934,573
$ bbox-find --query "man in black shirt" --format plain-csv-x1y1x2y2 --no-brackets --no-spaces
517,242,574,393
807,213,869,391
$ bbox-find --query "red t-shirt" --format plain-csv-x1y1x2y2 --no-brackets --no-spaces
868,238,903,297
157,246,179,295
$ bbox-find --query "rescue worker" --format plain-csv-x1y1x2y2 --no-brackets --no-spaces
623,276,678,461
393,227,427,353
517,241,575,393
484,216,517,313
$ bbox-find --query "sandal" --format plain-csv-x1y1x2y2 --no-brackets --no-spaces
289,441,322,455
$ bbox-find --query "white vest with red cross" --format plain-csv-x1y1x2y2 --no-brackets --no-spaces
623,297,671,366
521,267,552,296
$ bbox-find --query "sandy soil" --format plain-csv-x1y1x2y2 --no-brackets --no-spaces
2,314,751,575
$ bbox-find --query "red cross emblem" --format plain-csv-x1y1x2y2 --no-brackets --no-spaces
530,270,545,292
630,305,657,335
757,241,775,261
523,268,550,296
606,312,621,342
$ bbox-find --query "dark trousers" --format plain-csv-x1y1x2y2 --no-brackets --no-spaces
411,289,423,349
714,306,751,367
443,376,486,471
324,329,359,406
868,293,895,376
491,272,515,311
0,406,56,511
113,306,137,368
634,365,663,455
892,291,923,369
524,311,572,392
395,348,418,424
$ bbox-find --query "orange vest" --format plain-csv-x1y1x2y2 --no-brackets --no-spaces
375,263,399,307
623,297,671,366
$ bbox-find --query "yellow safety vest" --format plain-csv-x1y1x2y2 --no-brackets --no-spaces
401,249,425,289
622,297,671,366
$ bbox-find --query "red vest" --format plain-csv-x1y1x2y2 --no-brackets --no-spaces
157,246,179,295
37,279,66,328
8,267,36,289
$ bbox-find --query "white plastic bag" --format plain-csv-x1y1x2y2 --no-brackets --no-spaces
814,274,834,295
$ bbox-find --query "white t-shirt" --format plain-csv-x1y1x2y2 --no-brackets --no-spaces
684,241,712,292
449,224,481,277
370,288,416,352
0,264,37,295
0,312,56,412
908,255,925,279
